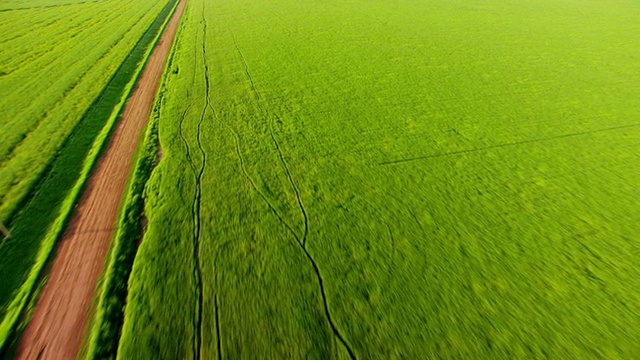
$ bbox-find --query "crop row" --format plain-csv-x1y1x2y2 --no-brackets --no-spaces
0,0,167,222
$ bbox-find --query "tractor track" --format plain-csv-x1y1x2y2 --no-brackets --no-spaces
379,121,640,165
215,294,222,359
229,31,309,248
190,101,205,360
190,6,223,358
191,12,209,360
222,118,301,245
179,104,196,173
177,70,201,360
229,31,356,360
387,224,396,265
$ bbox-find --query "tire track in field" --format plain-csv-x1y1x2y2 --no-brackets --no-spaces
180,9,209,359
229,31,356,360
192,99,205,360
387,224,396,271
215,294,222,360
219,33,302,246
221,120,301,246
196,8,224,359
178,88,203,360
191,10,210,359
179,105,196,174
229,32,309,248
379,121,640,165
176,57,203,360
191,13,200,90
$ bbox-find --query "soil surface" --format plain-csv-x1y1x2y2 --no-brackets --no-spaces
15,1,185,358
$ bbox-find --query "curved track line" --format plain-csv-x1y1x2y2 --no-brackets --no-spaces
179,104,196,174
220,118,301,246
229,31,356,360
229,32,310,248
191,6,211,359
379,122,640,165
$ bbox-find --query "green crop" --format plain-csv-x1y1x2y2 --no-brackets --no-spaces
0,0,168,222
124,0,640,358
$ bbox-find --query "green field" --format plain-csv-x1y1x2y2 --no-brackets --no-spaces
116,0,640,358
2,0,639,358
0,0,174,349
0,0,169,221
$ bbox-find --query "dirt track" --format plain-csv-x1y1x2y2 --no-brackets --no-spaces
15,1,185,358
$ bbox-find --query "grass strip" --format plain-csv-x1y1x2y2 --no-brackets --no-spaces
0,0,175,352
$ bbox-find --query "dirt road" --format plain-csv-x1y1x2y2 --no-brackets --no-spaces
15,1,186,358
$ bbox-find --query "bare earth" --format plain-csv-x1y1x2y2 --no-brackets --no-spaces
15,1,185,359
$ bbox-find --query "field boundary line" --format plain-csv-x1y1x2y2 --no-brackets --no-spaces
0,0,179,352
379,122,640,165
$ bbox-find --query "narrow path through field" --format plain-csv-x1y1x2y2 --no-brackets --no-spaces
14,1,186,359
